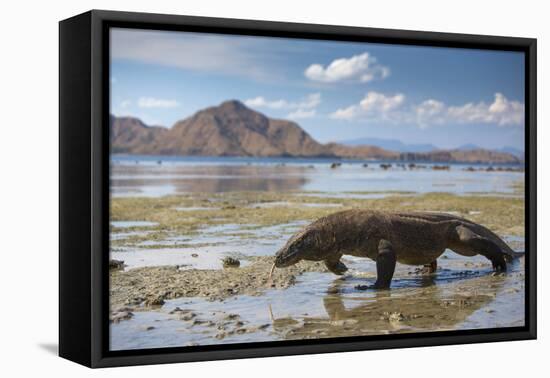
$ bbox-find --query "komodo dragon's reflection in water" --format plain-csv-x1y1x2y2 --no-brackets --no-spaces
268,260,521,339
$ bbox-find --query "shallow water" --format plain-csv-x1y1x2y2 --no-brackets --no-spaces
111,240,525,350
247,201,344,209
111,220,158,228
111,156,523,197
111,221,308,270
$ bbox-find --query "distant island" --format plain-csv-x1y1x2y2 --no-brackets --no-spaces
111,100,522,164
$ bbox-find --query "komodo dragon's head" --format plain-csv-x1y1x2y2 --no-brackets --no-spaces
274,227,321,268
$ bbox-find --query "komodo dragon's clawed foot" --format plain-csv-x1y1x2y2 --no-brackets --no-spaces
492,259,507,273
354,282,391,291
415,260,438,275
324,259,348,275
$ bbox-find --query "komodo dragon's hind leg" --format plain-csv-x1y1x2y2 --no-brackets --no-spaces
455,225,507,272
324,257,348,275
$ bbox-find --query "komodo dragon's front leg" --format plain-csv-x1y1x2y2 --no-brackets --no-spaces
455,225,507,272
324,256,348,275
357,239,396,290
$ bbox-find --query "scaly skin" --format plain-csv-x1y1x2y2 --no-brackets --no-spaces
273,210,522,289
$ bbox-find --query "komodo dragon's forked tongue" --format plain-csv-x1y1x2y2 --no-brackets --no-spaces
267,263,276,287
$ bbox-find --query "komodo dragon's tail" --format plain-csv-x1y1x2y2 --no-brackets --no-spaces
458,218,525,263
400,212,526,263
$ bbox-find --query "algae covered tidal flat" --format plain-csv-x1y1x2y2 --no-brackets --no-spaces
109,159,525,350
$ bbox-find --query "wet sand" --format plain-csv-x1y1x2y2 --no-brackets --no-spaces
110,248,524,350
109,188,525,351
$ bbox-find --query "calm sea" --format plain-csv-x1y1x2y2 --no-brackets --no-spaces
110,155,524,197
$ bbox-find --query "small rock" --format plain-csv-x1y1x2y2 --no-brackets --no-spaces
388,312,405,322
331,319,359,326
180,312,197,321
222,257,240,268
169,307,184,314
144,297,165,306
109,259,125,270
110,311,133,323
115,306,134,313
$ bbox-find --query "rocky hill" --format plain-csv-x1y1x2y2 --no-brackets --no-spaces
111,100,333,157
110,115,168,154
110,100,521,163
325,143,399,160
160,100,332,157
400,149,521,164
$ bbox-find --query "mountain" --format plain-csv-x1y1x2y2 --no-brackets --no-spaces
498,146,525,159
112,100,333,157
325,143,399,160
110,100,521,163
339,137,437,153
110,115,168,154
457,144,524,159
161,100,332,157
457,143,481,151
400,149,521,164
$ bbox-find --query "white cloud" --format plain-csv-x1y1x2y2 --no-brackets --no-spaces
137,97,180,109
305,52,390,83
331,92,524,128
414,99,446,128
330,91,405,120
329,105,359,120
359,92,405,112
287,108,316,119
416,93,524,127
245,93,321,120
298,93,322,109
447,93,524,126
111,29,279,81
245,93,321,111
244,96,288,109
119,100,132,109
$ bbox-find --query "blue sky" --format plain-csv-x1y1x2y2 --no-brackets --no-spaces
110,28,525,150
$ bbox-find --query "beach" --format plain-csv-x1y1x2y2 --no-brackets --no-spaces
109,156,525,350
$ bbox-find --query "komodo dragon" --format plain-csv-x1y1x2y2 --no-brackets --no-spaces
271,210,523,289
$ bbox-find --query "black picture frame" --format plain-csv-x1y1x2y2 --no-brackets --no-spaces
59,9,537,368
